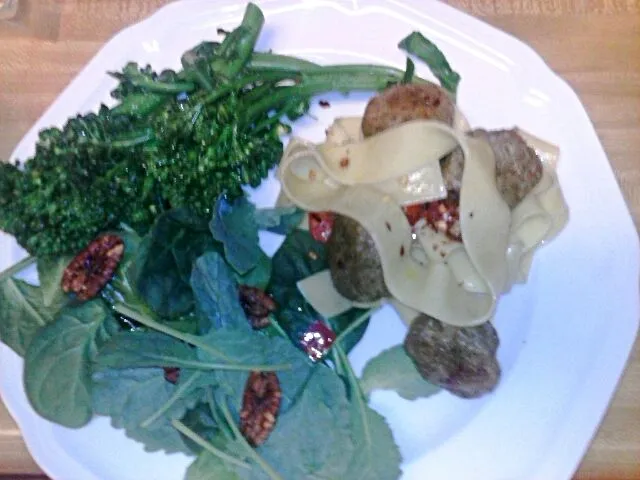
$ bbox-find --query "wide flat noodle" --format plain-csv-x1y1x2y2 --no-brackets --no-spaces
289,118,457,206
280,120,499,327
278,118,568,327
297,269,382,318
505,130,569,286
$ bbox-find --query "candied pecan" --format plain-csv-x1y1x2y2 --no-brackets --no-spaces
240,371,282,447
61,234,124,300
238,285,277,329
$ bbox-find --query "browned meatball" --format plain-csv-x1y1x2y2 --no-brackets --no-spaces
404,314,500,398
326,214,390,303
326,83,456,301
441,129,543,208
361,82,455,137
473,129,543,208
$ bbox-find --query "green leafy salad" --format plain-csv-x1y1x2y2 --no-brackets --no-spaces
0,3,460,479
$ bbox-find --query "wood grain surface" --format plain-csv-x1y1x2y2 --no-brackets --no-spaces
0,0,638,478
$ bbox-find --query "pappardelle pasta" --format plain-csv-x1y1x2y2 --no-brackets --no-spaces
278,98,568,329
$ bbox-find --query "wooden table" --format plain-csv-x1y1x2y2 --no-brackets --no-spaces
0,0,638,478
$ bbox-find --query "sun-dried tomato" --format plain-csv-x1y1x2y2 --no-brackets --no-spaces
308,211,334,244
238,285,277,329
402,193,462,242
240,371,282,447
422,193,461,241
61,234,124,300
163,367,181,385
300,320,336,361
403,203,425,226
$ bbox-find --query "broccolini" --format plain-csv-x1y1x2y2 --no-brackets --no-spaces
0,2,459,257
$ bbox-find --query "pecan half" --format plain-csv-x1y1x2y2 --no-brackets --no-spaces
61,234,125,300
240,371,282,447
238,285,277,329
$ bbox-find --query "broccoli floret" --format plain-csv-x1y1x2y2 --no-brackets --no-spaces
0,107,159,256
143,93,284,217
0,2,429,257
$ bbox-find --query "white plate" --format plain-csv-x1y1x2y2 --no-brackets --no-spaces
1,1,638,479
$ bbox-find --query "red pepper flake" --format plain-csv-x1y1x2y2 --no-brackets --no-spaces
400,245,405,257
339,157,350,168
300,320,336,361
319,100,331,108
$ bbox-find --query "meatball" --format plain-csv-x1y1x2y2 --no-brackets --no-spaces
361,82,455,137
472,129,543,208
404,314,500,398
326,83,456,302
441,129,543,209
326,214,390,303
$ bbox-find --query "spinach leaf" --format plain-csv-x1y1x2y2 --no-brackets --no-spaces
180,400,229,453
190,252,248,331
257,365,355,479
398,31,461,96
92,366,201,453
209,196,260,274
0,278,56,356
36,255,72,309
269,230,326,293
269,230,370,352
195,327,313,414
134,208,217,317
343,402,402,480
254,205,303,235
234,250,271,290
186,452,243,480
24,300,117,428
95,331,197,369
333,346,402,480
360,345,441,400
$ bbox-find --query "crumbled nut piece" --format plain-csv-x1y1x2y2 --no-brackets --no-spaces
61,234,124,300
238,285,276,329
240,371,282,447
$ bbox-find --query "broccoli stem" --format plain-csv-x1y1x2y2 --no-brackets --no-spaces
210,2,265,79
111,93,169,117
247,52,319,72
109,74,196,94
244,64,420,121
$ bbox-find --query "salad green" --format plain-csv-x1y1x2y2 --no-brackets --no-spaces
0,2,461,478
